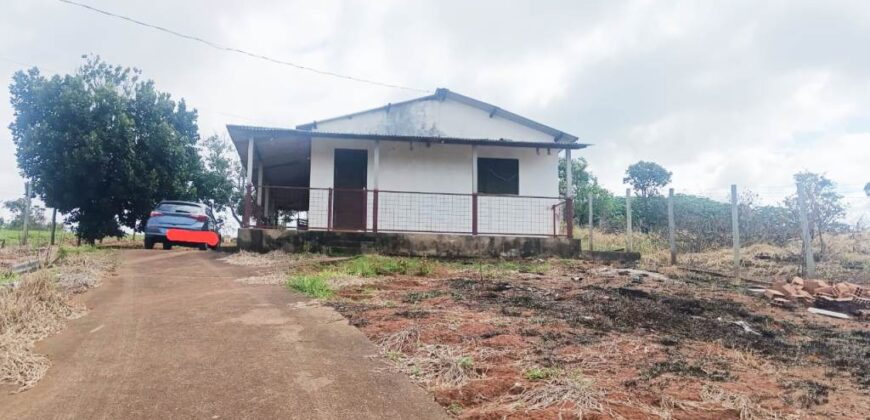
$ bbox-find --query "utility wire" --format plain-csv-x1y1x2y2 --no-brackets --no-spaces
57,0,429,93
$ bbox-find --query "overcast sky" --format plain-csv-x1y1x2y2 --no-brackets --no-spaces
1,0,868,222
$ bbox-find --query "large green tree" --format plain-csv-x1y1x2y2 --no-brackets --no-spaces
9,56,211,242
198,134,245,224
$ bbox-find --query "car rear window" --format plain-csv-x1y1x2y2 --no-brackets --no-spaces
157,203,202,214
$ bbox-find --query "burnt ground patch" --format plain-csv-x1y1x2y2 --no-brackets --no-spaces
449,277,870,388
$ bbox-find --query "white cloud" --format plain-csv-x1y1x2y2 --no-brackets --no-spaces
0,0,868,224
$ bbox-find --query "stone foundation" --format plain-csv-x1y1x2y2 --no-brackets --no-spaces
237,229,581,259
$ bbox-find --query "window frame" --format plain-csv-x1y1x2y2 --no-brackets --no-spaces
477,157,519,195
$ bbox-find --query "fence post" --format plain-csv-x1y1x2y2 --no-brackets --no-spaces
243,183,253,228
797,182,816,277
22,182,31,246
471,194,478,235
372,190,379,233
587,191,594,251
565,198,574,239
731,184,741,279
50,208,58,246
625,188,633,252
668,188,676,265
327,188,334,231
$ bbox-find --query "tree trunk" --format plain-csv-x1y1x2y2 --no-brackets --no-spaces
818,229,826,260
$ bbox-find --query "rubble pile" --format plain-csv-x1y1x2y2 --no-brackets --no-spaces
764,276,870,318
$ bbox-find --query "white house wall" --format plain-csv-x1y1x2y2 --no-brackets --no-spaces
307,137,562,235
312,99,556,143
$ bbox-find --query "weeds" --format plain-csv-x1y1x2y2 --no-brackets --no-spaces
515,371,609,418
287,274,334,298
341,255,434,277
524,367,562,381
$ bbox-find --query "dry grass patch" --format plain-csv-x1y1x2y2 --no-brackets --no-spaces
0,271,84,391
514,372,610,419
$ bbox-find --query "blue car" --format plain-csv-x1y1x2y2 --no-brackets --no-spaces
144,201,223,250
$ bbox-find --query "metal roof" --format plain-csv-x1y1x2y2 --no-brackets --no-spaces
226,124,589,150
295,88,580,143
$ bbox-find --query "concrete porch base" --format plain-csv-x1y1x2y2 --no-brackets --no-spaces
237,229,581,258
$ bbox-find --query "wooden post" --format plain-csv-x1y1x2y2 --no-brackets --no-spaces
797,182,816,277
565,149,573,239
668,188,676,265
327,188,334,231
587,191,594,251
625,188,633,252
731,184,741,278
50,208,57,246
471,145,478,235
22,182,31,246
373,141,380,234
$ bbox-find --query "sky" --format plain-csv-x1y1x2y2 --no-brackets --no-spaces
0,0,868,224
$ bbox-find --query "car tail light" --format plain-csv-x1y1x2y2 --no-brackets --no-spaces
149,211,163,217
194,214,208,222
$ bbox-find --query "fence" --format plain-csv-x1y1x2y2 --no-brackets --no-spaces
573,182,870,280
246,186,570,238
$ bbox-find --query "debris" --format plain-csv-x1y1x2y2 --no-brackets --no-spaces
807,307,851,320
731,320,761,336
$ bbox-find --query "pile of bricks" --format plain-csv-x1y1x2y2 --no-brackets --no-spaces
764,276,870,318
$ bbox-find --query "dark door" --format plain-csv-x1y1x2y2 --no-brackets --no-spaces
333,149,368,230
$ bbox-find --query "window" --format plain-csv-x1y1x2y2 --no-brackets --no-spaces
478,158,519,195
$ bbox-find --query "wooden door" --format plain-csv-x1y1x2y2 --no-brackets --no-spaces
333,149,368,230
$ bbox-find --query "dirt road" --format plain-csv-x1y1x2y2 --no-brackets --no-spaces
0,249,447,420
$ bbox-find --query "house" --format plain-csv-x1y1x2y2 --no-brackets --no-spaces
227,88,588,256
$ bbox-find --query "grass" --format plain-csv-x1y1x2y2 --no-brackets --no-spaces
524,367,562,381
287,273,334,298
340,255,434,277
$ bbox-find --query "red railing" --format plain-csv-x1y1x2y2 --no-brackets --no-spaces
246,185,572,238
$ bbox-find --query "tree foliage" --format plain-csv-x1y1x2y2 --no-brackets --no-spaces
784,172,847,257
865,182,869,197
8,56,214,242
198,134,245,223
623,161,672,198
2,198,47,229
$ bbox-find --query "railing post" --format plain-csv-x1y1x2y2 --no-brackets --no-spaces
372,189,379,234
243,183,253,228
471,193,478,235
327,188,334,231
565,198,574,239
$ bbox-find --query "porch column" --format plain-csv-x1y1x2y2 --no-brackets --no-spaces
263,185,270,226
372,140,380,233
564,148,574,239
257,164,264,207
471,145,478,235
244,137,254,228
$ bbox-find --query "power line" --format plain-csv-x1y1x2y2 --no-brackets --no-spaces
57,0,429,93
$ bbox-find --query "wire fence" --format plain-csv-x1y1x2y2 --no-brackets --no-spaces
250,186,568,237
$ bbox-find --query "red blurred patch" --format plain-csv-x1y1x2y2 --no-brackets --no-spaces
166,229,219,247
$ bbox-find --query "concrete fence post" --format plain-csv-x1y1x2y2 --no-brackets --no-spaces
587,191,594,251
625,188,633,252
731,184,741,279
22,182,31,246
797,182,816,277
668,188,676,265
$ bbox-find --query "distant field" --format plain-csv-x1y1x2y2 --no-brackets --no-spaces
0,229,71,247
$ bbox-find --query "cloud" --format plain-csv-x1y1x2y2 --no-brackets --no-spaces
0,0,868,224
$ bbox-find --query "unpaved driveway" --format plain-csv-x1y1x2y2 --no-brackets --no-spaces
0,249,447,420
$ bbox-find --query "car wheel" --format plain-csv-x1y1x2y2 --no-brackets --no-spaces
198,243,208,251
162,242,173,250
144,237,155,249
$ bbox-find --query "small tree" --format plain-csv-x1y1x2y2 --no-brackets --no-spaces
3,198,47,229
198,134,245,224
623,161,672,198
784,172,846,258
865,182,869,196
